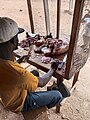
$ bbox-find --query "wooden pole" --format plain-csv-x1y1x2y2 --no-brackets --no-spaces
43,0,50,35
72,71,80,88
65,0,84,78
56,0,61,39
27,0,34,33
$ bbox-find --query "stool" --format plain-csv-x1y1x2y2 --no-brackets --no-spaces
0,101,49,120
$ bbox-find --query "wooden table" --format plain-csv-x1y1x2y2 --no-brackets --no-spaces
14,46,67,80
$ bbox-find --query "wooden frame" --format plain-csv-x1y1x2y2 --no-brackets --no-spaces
65,0,84,79
26,0,89,81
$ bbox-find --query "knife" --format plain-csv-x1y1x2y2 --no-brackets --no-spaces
58,54,67,70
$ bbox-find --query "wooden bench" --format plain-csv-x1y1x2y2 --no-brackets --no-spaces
0,100,49,120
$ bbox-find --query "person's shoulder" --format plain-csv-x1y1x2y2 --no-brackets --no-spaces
8,61,27,74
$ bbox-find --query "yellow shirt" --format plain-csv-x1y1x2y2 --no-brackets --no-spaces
0,59,38,113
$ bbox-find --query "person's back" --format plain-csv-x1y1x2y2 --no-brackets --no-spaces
0,59,26,113
0,58,39,113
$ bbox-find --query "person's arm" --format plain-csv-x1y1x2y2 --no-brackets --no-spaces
18,61,58,91
38,62,58,87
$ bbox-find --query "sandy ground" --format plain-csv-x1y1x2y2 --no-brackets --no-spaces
0,0,90,120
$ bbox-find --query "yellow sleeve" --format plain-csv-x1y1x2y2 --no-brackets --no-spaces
20,69,38,92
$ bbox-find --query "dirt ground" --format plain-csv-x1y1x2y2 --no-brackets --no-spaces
0,0,90,120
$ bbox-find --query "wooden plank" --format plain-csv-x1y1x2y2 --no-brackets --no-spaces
27,0,34,33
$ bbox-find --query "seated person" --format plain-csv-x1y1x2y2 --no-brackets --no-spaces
0,17,70,113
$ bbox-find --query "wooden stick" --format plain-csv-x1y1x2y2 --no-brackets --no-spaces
25,64,31,69
72,71,80,88
56,0,61,39
43,0,50,35
27,0,34,33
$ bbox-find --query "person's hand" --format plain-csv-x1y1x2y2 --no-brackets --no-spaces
51,61,59,71
16,54,31,63
22,54,31,61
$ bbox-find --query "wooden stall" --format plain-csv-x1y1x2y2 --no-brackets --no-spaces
19,0,90,83
14,0,90,115
0,0,90,119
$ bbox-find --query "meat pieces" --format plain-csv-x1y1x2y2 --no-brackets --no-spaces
41,56,51,64
45,38,69,55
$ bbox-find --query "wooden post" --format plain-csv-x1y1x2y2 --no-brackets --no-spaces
65,0,84,79
72,71,80,88
43,0,50,35
27,0,34,33
56,0,61,39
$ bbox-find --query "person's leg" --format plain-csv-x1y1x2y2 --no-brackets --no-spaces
22,90,63,112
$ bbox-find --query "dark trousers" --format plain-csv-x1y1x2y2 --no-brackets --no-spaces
22,70,63,112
